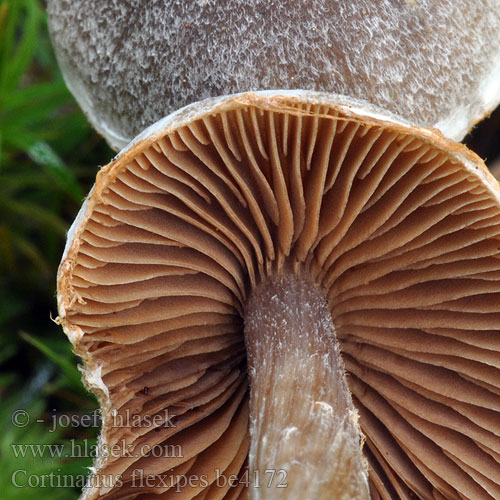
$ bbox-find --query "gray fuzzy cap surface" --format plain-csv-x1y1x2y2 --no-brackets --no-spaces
47,0,500,150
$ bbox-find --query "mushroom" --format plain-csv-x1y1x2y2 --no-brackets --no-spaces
57,91,500,500
46,0,500,150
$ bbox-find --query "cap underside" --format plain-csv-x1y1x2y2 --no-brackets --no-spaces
58,93,500,500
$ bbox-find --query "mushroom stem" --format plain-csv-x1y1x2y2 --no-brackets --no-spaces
244,271,370,500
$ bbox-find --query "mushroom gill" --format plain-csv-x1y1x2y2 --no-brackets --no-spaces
57,92,500,500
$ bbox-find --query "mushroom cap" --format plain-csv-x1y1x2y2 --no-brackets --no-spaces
47,0,500,150
58,91,500,500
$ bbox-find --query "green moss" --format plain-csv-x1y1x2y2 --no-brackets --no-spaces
0,1,112,498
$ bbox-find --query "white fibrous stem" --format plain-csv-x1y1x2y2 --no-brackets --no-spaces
244,271,370,500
